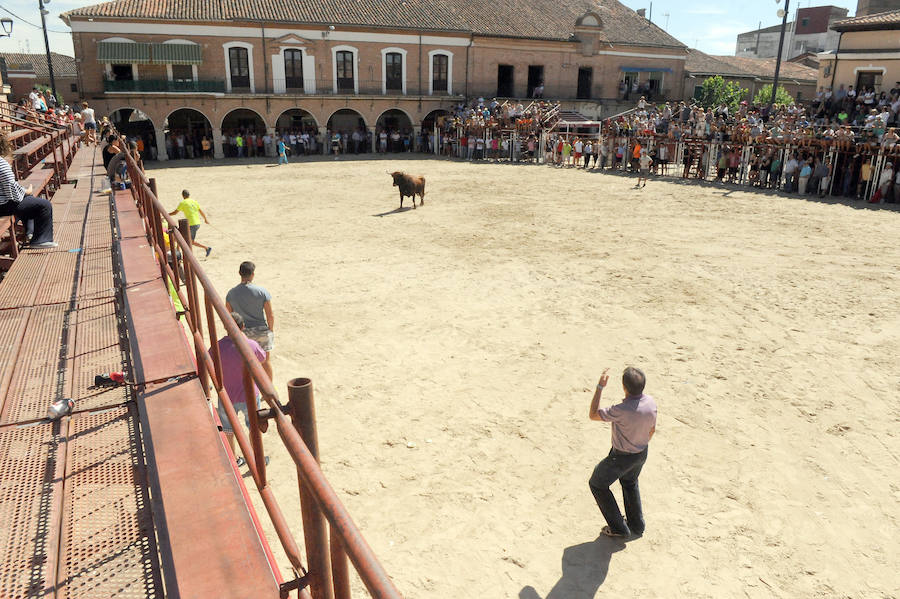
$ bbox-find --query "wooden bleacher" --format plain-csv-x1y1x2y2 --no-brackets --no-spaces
0,102,80,271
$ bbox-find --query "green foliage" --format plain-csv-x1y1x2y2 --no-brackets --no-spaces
696,76,747,112
753,83,795,106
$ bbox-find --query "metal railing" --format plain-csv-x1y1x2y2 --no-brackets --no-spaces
119,141,403,599
543,130,888,202
104,78,227,93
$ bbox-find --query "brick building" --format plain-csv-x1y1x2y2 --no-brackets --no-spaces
61,0,687,160
0,52,78,103
818,9,900,93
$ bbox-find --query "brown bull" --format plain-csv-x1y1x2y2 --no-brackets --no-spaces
390,171,426,209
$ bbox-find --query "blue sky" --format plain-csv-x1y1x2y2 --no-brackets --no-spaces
619,0,859,54
0,0,862,58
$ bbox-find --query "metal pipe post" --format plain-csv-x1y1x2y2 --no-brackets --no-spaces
771,0,790,107
178,218,209,394
287,378,336,599
244,364,267,487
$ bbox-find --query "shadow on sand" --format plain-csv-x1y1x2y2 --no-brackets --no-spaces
518,536,626,599
372,206,414,217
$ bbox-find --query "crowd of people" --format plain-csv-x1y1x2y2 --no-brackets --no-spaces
430,97,560,160
537,91,900,204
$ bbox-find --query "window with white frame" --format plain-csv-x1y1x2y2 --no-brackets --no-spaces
385,52,402,91
284,49,304,90
229,47,250,88
223,41,254,92
336,50,354,90
428,50,453,96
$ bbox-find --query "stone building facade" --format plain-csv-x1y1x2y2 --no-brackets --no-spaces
61,0,687,160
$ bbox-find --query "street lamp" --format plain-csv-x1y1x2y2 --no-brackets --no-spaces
0,18,13,38
38,0,57,101
771,0,790,107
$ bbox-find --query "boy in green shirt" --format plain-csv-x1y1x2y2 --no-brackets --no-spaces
169,189,212,257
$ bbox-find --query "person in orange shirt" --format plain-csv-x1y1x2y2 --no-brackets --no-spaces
631,141,642,172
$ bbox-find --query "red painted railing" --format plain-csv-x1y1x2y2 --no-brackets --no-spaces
119,141,403,599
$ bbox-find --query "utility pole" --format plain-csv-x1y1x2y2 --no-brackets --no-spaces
771,0,790,106
39,0,57,101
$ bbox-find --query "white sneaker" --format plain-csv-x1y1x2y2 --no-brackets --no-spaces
31,241,58,248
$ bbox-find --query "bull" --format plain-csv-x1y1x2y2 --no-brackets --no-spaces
389,171,426,209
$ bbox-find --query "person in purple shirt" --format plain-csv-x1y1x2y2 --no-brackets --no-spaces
216,312,268,467
588,366,658,538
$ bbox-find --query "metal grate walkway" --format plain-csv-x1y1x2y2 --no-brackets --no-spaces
0,148,163,599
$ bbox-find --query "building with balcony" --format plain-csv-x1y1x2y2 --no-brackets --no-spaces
61,0,687,160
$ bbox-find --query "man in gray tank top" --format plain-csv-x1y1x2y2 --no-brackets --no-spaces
588,366,658,538
226,261,275,380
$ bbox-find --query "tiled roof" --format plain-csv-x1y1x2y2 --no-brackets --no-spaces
685,50,750,77
0,52,77,78
832,9,900,31
61,0,686,47
685,50,817,83
714,55,818,82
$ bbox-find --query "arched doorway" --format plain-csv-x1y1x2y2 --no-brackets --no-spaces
275,108,318,156
165,108,213,160
421,109,450,153
326,109,367,154
376,109,413,152
275,108,317,132
221,108,267,158
108,107,156,159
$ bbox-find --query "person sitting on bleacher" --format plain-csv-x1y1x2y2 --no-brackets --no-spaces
0,132,56,249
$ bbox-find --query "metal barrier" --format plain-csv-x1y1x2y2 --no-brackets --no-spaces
119,140,403,599
583,131,892,202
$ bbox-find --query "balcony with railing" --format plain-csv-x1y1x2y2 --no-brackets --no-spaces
104,78,227,93
269,78,456,96
102,76,457,97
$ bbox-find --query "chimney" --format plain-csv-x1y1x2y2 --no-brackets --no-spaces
636,8,646,17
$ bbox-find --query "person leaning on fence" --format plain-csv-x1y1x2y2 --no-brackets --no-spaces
588,366,658,539
215,311,268,468
226,261,275,380
106,140,140,190
0,132,57,248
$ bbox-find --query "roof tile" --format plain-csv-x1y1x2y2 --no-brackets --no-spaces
61,0,686,47
0,52,77,78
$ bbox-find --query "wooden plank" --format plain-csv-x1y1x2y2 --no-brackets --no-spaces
121,280,195,384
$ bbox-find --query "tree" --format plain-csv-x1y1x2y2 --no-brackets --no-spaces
696,76,747,113
753,84,795,106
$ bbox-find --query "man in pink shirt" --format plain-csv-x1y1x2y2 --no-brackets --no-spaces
217,312,268,467
588,366,658,538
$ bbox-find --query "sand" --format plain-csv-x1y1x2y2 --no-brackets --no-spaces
148,155,900,598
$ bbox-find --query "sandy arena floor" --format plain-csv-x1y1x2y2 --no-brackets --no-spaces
149,155,899,598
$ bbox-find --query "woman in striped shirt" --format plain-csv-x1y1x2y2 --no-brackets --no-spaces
0,132,56,248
